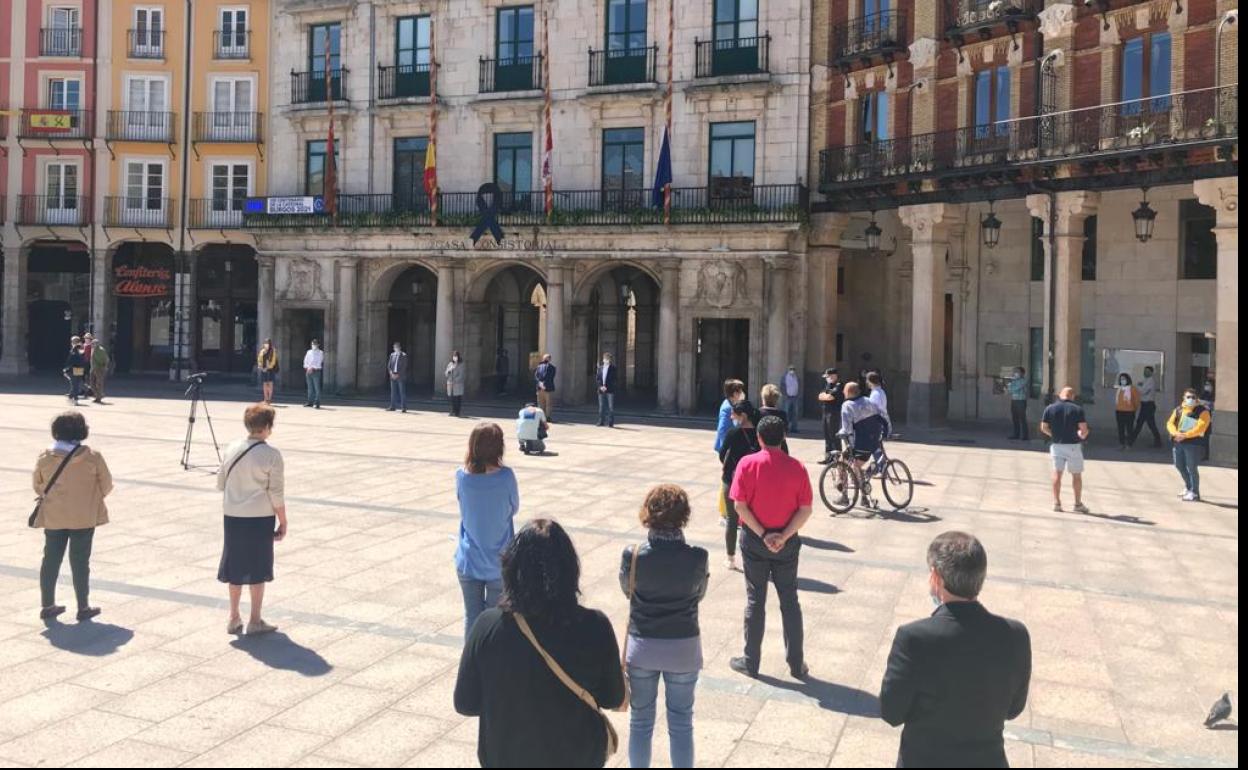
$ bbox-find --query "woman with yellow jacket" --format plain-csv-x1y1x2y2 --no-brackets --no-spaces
1113,374,1140,450
1168,388,1212,502
256,338,279,405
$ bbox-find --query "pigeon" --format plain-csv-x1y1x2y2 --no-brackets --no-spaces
1204,692,1232,728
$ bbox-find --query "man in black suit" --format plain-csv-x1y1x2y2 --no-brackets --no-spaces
595,351,618,427
880,531,1031,768
386,342,409,413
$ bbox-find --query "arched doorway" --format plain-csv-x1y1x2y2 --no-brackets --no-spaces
26,240,90,371
574,264,659,406
387,265,439,391
468,264,547,397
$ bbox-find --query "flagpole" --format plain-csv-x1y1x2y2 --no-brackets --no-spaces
543,7,553,225
429,19,439,226
664,0,673,225
324,40,337,223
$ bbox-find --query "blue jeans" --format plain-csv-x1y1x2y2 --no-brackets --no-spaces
458,574,503,639
784,395,799,431
598,392,614,426
389,377,406,410
1173,442,1202,497
627,667,698,768
305,370,322,405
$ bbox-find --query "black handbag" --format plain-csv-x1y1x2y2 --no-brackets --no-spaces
29,446,81,528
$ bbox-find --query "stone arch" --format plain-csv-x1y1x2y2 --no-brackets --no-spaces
569,262,661,405
466,262,549,397
464,259,548,303
571,259,662,306
363,260,441,392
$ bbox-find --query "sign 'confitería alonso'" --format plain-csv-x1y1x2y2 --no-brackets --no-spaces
113,264,173,297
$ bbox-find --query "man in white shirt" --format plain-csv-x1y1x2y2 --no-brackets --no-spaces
516,403,549,454
782,365,801,433
867,372,892,437
302,339,325,409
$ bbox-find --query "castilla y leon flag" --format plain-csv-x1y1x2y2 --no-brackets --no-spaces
323,44,337,217
424,135,437,200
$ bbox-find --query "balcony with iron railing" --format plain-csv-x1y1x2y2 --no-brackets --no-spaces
214,30,251,59
479,54,544,94
188,198,248,229
107,111,176,142
819,85,1239,193
193,112,263,143
695,34,771,78
944,0,1042,42
127,29,165,59
16,195,92,226
104,196,175,228
589,46,658,87
40,27,83,56
291,69,347,104
832,10,907,68
379,63,432,100
241,184,806,229
18,109,93,140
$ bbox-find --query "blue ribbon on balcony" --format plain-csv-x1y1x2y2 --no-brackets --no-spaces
470,182,505,244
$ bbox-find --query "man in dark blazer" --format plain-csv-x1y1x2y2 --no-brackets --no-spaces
386,342,409,413
880,531,1031,768
535,353,557,421
595,351,618,427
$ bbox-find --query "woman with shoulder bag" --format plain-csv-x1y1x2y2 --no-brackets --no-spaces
620,485,709,768
455,519,625,768
32,412,113,622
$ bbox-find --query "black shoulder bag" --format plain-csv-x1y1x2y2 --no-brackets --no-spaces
29,447,81,528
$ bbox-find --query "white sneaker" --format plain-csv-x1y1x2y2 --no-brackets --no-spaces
1178,490,1190,498
1181,492,1198,502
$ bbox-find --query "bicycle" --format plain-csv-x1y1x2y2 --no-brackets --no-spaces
818,435,913,515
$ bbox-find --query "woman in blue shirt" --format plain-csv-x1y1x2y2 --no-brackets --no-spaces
455,422,519,639
713,379,746,452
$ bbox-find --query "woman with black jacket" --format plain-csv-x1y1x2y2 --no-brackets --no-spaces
718,400,761,572
619,485,710,769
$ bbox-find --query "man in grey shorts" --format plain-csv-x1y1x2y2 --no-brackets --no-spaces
1040,387,1090,514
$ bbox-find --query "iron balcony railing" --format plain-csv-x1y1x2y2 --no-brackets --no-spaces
188,198,248,229
291,68,347,104
695,34,770,78
819,85,1239,191
833,10,907,65
127,28,165,58
945,0,1042,37
16,195,92,226
104,196,175,228
242,184,806,229
193,111,263,143
379,63,432,99
41,27,83,56
479,54,544,93
18,109,93,140
214,30,251,59
589,46,658,87
107,111,176,142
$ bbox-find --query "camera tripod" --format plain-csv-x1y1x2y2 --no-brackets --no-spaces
181,375,222,471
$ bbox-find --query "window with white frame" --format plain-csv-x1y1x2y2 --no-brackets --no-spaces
47,77,83,111
133,7,165,56
210,77,255,138
125,76,169,138
210,162,251,224
44,161,81,223
124,161,167,223
46,7,81,56
219,8,249,57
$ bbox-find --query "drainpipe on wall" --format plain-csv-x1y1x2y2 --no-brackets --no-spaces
88,0,99,336
367,3,376,195
172,0,194,382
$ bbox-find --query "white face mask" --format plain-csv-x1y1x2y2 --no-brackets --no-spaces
1184,396,1198,407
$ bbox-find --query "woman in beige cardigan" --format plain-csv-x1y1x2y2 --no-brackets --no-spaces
32,412,113,622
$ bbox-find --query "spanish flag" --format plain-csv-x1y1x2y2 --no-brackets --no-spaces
423,136,437,202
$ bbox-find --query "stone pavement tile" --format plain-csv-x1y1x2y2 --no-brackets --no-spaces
1105,645,1189,681
400,738,478,768
1029,680,1125,729
740,699,847,756
181,723,329,768
97,670,241,722
1032,653,1114,689
226,666,350,709
313,631,413,670
344,650,457,694
37,627,175,673
692,716,753,766
1031,745,1157,768
317,709,453,767
268,683,399,737
1099,621,1169,651
289,755,365,768
723,738,829,768
133,695,280,754
0,637,51,667
66,738,194,768
1029,714,1128,745
0,682,116,735
1115,706,1240,761
693,688,767,725
392,671,462,719
0,708,150,766
69,649,200,694
0,657,82,701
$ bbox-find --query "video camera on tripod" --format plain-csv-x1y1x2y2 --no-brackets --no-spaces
181,372,221,470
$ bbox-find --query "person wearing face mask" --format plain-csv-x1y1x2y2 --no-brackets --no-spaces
446,350,466,417
1167,388,1212,502
718,401,761,572
880,531,1031,769
1113,373,1140,450
387,342,409,413
1131,366,1162,448
1003,367,1029,441
303,339,325,409
595,352,618,428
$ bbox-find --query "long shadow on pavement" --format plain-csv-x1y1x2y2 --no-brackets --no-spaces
41,620,134,656
229,632,333,676
754,673,880,718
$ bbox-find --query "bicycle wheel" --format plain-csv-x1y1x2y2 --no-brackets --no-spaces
819,457,861,515
880,459,914,510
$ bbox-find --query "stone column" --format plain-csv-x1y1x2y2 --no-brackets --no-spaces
1026,191,1098,396
765,259,792,385
90,249,111,343
0,244,27,375
898,203,963,428
334,258,358,392
257,255,276,343
1193,177,1238,464
1037,4,1077,112
434,262,454,397
806,214,849,388
656,260,680,413
545,261,567,407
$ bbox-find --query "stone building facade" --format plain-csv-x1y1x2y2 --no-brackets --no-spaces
810,0,1238,462
255,0,811,412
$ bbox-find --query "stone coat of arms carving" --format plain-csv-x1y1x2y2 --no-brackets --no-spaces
283,258,325,301
695,261,747,309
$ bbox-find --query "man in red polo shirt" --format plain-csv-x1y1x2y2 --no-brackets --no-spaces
728,415,814,679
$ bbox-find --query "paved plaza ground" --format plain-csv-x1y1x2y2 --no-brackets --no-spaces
0,385,1239,768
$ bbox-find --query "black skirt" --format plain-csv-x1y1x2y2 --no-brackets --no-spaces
218,516,276,585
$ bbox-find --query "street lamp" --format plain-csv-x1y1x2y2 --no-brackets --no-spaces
619,280,632,304
981,202,1002,249
1132,188,1157,243
864,213,882,253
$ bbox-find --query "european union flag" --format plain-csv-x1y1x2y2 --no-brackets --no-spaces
651,127,672,208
